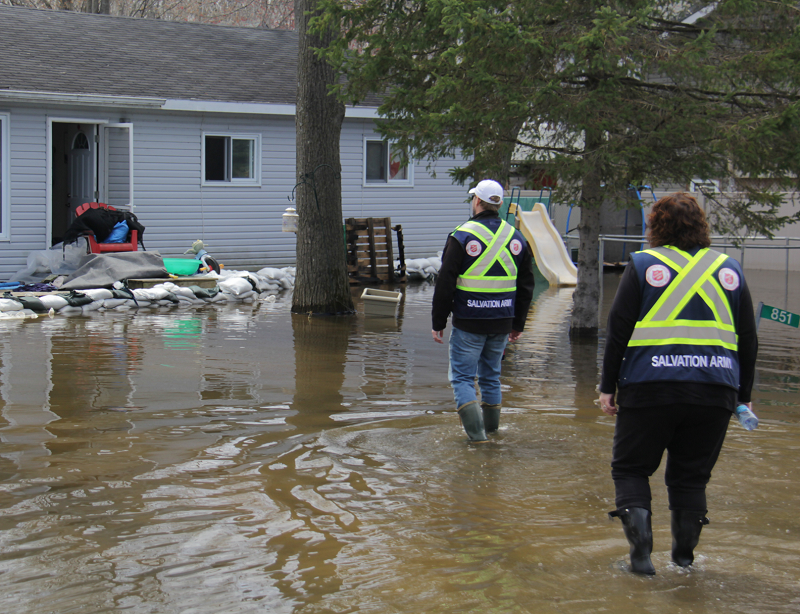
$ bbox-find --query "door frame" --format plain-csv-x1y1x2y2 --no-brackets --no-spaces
47,117,135,244
47,117,104,245
101,122,135,212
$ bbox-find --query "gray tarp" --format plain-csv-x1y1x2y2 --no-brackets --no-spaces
61,252,168,290
8,241,89,283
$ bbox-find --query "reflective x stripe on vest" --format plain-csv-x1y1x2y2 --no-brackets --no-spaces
455,220,518,292
629,246,738,350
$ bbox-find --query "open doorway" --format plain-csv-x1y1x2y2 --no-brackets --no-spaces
50,121,134,246
51,122,98,245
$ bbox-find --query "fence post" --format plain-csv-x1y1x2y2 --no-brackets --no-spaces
598,236,604,284
786,237,790,309
598,236,605,313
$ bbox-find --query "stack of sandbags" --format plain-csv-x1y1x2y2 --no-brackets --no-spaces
0,266,297,318
0,297,40,320
404,254,442,280
255,267,296,292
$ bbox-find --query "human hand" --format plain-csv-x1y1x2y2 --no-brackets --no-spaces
509,330,522,342
432,329,444,344
599,392,617,416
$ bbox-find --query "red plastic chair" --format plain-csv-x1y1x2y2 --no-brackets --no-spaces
76,202,139,254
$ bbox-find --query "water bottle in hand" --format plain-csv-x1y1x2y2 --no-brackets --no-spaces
735,404,759,431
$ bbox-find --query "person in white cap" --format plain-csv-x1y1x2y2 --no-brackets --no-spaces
431,179,535,442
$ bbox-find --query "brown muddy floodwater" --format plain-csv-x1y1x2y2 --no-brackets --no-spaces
0,270,798,614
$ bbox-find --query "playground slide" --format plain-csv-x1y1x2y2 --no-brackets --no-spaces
516,202,578,287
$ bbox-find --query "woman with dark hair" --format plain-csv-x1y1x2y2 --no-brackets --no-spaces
599,192,758,575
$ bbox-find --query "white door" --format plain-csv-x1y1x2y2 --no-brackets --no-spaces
67,128,95,221
101,123,134,212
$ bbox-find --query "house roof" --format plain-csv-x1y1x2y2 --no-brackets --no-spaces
0,6,301,105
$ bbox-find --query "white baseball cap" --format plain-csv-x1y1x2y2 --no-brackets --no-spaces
469,179,505,205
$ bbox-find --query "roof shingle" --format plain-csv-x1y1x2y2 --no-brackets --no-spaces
0,6,299,104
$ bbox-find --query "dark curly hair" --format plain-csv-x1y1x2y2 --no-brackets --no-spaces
647,193,711,250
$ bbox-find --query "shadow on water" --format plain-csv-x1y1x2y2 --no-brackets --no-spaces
0,271,798,613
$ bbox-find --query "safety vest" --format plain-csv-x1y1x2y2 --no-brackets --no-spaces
450,217,528,320
618,246,744,390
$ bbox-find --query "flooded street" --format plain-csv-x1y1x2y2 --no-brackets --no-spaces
0,270,798,613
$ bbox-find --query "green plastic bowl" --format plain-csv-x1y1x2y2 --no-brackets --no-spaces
163,258,202,276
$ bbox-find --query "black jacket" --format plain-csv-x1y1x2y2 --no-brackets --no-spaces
62,207,145,246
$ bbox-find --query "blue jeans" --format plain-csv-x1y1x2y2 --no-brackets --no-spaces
448,327,508,408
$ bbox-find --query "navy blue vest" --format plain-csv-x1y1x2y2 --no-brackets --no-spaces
449,217,528,320
618,246,744,391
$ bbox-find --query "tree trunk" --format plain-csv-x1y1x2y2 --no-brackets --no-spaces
570,137,603,335
292,0,354,315
571,202,601,335
82,0,110,13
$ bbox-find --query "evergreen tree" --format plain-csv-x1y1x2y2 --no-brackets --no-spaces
317,0,800,332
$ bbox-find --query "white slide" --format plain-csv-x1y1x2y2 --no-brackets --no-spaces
515,202,578,287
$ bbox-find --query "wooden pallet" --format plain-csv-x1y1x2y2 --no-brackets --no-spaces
345,217,406,284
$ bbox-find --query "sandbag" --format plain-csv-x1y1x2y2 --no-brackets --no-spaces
83,288,114,301
39,295,70,310
219,277,253,296
190,285,220,299
58,305,84,315
132,285,171,301
256,267,285,281
101,298,129,309
15,296,47,312
0,298,23,312
61,291,94,307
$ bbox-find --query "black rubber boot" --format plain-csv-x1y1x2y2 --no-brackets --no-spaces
457,401,488,442
481,403,501,433
609,507,656,575
671,510,709,567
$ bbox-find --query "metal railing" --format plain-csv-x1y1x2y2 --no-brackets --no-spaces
562,232,800,280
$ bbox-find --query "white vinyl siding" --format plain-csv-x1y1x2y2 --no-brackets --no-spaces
0,106,472,279
0,108,48,274
345,121,469,259
106,125,131,209
136,116,295,266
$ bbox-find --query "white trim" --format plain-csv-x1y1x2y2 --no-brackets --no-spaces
0,90,164,108
163,99,379,118
48,116,110,125
165,100,295,115
201,132,262,187
362,136,414,188
103,123,135,212
0,90,381,118
0,112,10,241
345,106,380,119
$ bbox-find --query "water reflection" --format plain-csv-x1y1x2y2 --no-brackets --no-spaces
570,333,601,420
0,274,797,613
292,313,353,426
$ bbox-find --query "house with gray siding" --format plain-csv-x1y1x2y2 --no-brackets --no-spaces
0,6,469,280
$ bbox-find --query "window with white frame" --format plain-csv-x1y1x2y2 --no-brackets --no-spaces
203,133,260,185
0,113,9,239
364,138,412,185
